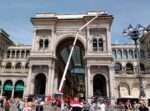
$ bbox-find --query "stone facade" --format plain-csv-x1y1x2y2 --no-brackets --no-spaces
0,11,150,100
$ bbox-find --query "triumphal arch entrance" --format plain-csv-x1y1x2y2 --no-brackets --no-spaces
25,11,115,99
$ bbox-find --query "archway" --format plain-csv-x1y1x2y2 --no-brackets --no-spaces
14,80,24,98
56,37,85,98
3,80,13,99
34,74,46,96
93,75,107,97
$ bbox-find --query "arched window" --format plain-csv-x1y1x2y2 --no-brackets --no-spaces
21,50,25,58
140,63,145,73
115,63,122,74
92,38,103,51
6,62,12,69
131,83,139,97
39,39,43,49
12,50,15,58
93,38,97,51
117,50,122,59
15,62,21,69
129,50,134,59
7,50,10,58
26,50,30,57
3,80,13,98
112,50,117,59
16,50,20,58
119,83,130,97
140,50,145,58
134,49,138,59
126,63,134,74
14,80,24,98
123,50,128,59
44,39,49,48
25,63,29,69
98,38,103,51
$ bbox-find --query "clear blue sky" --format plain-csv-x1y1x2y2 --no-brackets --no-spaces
0,0,150,44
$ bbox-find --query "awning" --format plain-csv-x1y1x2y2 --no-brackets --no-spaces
3,84,13,91
15,84,24,91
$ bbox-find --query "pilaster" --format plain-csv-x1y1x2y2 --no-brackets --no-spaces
25,64,32,96
109,64,115,98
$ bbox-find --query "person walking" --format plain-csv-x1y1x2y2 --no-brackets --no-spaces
4,99,10,111
23,102,32,111
70,97,83,111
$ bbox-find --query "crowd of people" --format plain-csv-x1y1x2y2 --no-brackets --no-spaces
0,95,150,111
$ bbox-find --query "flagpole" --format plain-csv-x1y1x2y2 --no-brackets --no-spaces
58,14,98,92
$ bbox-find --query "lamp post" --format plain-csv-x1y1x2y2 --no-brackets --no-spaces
123,24,146,98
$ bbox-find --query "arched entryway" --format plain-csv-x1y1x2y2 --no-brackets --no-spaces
56,37,85,98
14,80,24,98
34,74,46,96
3,80,13,98
93,75,107,97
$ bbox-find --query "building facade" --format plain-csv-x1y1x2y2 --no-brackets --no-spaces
0,11,150,100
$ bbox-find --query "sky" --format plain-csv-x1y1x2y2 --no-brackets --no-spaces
0,0,150,45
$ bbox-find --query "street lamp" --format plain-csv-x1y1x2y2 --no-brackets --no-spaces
123,24,146,98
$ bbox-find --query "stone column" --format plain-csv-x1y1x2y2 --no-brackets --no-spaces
50,61,55,95
86,65,92,101
1,81,4,96
11,82,15,98
46,65,52,96
32,29,37,51
109,65,115,100
25,65,32,96
122,62,126,74
107,29,112,54
85,65,88,100
46,61,55,96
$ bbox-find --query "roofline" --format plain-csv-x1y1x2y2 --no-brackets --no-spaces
31,11,113,23
0,29,14,45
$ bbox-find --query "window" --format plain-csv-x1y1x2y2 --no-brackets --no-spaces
12,50,15,58
92,38,103,51
93,38,97,51
25,63,29,69
115,63,122,74
134,49,138,59
44,39,49,48
98,39,103,51
7,50,10,58
140,63,145,73
126,63,134,74
123,50,128,59
39,39,43,49
16,50,20,58
129,50,134,59
26,50,30,57
117,50,122,59
15,63,21,69
21,50,25,58
140,50,145,58
6,62,12,69
112,50,117,59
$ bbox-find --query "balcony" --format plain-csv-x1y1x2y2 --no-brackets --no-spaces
1,68,29,73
